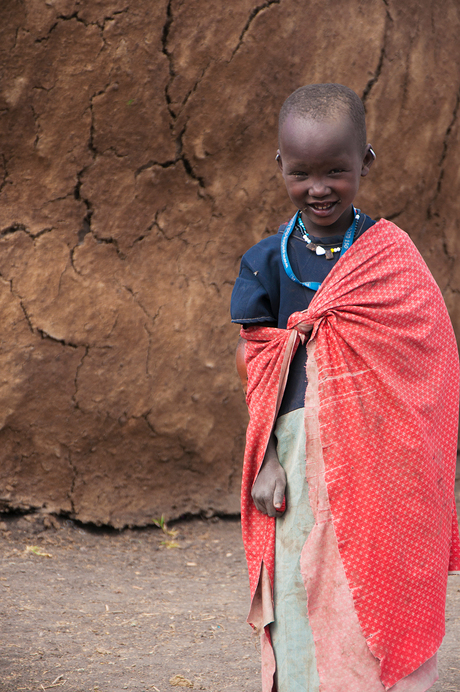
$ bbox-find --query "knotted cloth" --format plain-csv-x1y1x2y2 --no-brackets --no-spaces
240,220,460,690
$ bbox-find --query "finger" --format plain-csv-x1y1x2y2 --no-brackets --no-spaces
266,505,279,518
273,481,286,510
275,499,286,515
253,495,268,516
255,493,276,517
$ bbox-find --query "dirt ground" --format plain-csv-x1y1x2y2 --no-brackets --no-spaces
0,510,459,692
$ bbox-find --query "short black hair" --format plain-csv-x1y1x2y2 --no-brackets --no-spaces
279,83,367,154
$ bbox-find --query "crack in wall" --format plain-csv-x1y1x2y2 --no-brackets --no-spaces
436,88,460,183
34,7,130,44
60,63,125,266
119,286,161,377
33,83,57,94
105,315,119,341
12,24,22,51
129,214,162,246
30,103,41,149
47,191,75,204
430,4,437,34
88,97,100,159
0,223,28,237
69,247,82,277
161,0,175,118
18,300,34,333
423,82,460,292
230,0,281,60
159,2,209,190
177,62,211,117
361,44,384,106
91,232,125,258
73,164,126,258
0,268,35,334
122,284,161,323
0,223,54,240
34,13,89,43
386,204,408,222
361,7,392,107
134,144,206,191
74,166,93,239
380,0,393,20
77,214,92,245
37,328,80,349
72,345,90,410
141,412,158,436
428,86,460,216
143,323,153,376
130,223,157,246
86,79,119,158
96,145,127,159
176,125,206,189
98,7,130,30
135,159,177,177
155,1,284,193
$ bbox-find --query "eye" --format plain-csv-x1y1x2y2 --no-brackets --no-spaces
290,171,308,178
329,168,344,174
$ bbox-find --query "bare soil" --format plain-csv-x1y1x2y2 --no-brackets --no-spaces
0,511,458,692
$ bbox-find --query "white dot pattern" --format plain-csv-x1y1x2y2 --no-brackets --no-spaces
240,220,460,689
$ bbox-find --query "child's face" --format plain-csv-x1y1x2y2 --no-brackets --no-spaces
277,114,374,237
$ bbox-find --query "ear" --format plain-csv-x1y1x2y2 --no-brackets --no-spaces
361,144,375,177
276,149,283,172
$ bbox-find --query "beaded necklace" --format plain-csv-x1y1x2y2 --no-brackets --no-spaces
280,207,361,292
297,214,341,260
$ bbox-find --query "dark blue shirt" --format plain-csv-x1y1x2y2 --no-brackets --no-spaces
231,214,376,415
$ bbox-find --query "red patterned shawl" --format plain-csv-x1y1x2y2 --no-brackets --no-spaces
240,219,460,688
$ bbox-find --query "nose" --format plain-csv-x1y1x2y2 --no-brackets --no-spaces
308,177,331,197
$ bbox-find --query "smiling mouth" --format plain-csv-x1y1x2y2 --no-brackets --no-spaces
309,201,337,211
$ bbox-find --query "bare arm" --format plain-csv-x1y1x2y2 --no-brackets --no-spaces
251,433,286,516
235,336,286,516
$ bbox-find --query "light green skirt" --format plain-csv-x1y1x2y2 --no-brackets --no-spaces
271,407,320,692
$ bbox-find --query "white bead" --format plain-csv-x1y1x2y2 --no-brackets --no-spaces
316,246,326,255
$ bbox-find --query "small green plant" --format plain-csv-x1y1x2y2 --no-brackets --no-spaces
152,514,179,548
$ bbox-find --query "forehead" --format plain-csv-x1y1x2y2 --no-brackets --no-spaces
279,114,360,162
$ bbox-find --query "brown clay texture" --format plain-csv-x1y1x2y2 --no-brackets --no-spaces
1,0,460,526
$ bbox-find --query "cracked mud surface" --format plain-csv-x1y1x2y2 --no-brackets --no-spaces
0,513,459,692
1,0,460,526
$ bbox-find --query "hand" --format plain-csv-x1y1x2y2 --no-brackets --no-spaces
251,436,286,517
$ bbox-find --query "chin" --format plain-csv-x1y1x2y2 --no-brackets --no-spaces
307,212,341,226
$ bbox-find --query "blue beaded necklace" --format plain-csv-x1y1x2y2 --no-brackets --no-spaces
280,207,361,291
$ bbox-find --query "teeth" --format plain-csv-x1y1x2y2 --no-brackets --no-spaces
312,203,333,210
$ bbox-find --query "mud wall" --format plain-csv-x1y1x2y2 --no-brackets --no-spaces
0,0,459,526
